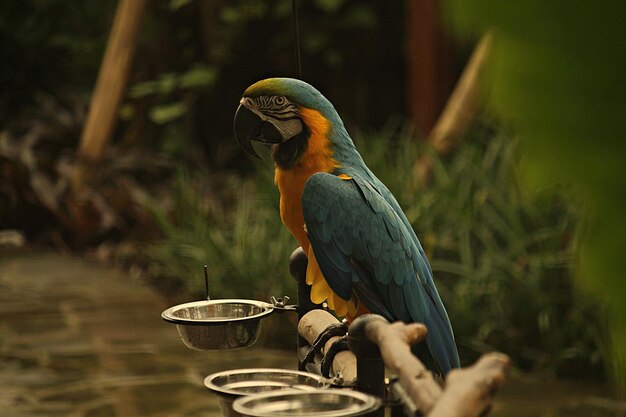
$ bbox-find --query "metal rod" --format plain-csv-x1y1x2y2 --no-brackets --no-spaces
289,247,321,365
204,265,210,300
291,0,302,79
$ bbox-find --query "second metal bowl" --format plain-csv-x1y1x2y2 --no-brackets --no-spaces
232,389,381,417
205,368,325,417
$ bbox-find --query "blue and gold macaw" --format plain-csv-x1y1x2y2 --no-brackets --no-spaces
234,78,460,375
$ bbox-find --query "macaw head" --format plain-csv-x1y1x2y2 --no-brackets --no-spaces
234,78,351,169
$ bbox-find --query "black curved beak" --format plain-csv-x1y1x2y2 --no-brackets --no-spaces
234,103,262,158
234,103,283,159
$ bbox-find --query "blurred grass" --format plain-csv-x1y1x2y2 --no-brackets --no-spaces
143,167,295,301
144,122,608,378
359,122,607,378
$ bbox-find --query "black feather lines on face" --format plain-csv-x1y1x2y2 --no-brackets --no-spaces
272,122,309,169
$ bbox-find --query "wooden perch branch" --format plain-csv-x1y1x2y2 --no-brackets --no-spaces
364,316,510,417
298,311,511,417
364,316,442,414
298,310,357,383
427,353,510,417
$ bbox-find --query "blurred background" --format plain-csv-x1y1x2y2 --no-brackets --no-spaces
1,0,624,414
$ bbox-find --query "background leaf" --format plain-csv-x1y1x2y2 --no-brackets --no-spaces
444,0,626,383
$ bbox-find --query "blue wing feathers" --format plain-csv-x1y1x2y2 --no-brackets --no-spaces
335,230,354,255
425,298,460,374
302,172,460,375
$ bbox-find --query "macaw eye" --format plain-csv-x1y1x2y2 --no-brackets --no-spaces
274,96,286,106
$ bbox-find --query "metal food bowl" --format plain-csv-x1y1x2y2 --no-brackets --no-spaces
161,299,274,350
204,368,325,417
232,389,381,417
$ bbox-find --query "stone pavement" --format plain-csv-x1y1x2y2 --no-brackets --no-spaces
0,251,295,417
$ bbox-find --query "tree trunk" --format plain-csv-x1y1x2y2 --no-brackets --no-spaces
405,0,453,138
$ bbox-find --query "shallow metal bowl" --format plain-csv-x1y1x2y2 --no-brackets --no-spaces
161,299,274,350
232,389,380,417
205,368,325,417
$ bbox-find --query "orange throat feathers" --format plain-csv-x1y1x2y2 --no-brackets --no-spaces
274,108,362,318
274,107,338,251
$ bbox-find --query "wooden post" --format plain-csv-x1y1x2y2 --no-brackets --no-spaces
77,0,147,165
406,0,453,138
414,32,493,184
428,32,492,155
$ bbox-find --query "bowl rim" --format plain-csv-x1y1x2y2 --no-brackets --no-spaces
204,368,325,397
232,388,380,417
161,298,275,326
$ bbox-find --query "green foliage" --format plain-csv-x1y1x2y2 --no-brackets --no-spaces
5,0,616,382
125,65,217,124
117,0,403,167
145,124,608,378
143,167,295,300
444,0,626,384
168,0,193,11
129,66,217,99
358,123,608,378
2,0,405,169
0,0,116,125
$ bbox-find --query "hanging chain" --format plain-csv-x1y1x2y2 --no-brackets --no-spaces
292,0,302,79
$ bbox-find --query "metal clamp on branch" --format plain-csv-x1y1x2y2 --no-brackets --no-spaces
297,309,357,384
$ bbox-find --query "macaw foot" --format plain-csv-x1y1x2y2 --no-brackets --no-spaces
299,322,349,371
320,335,349,377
